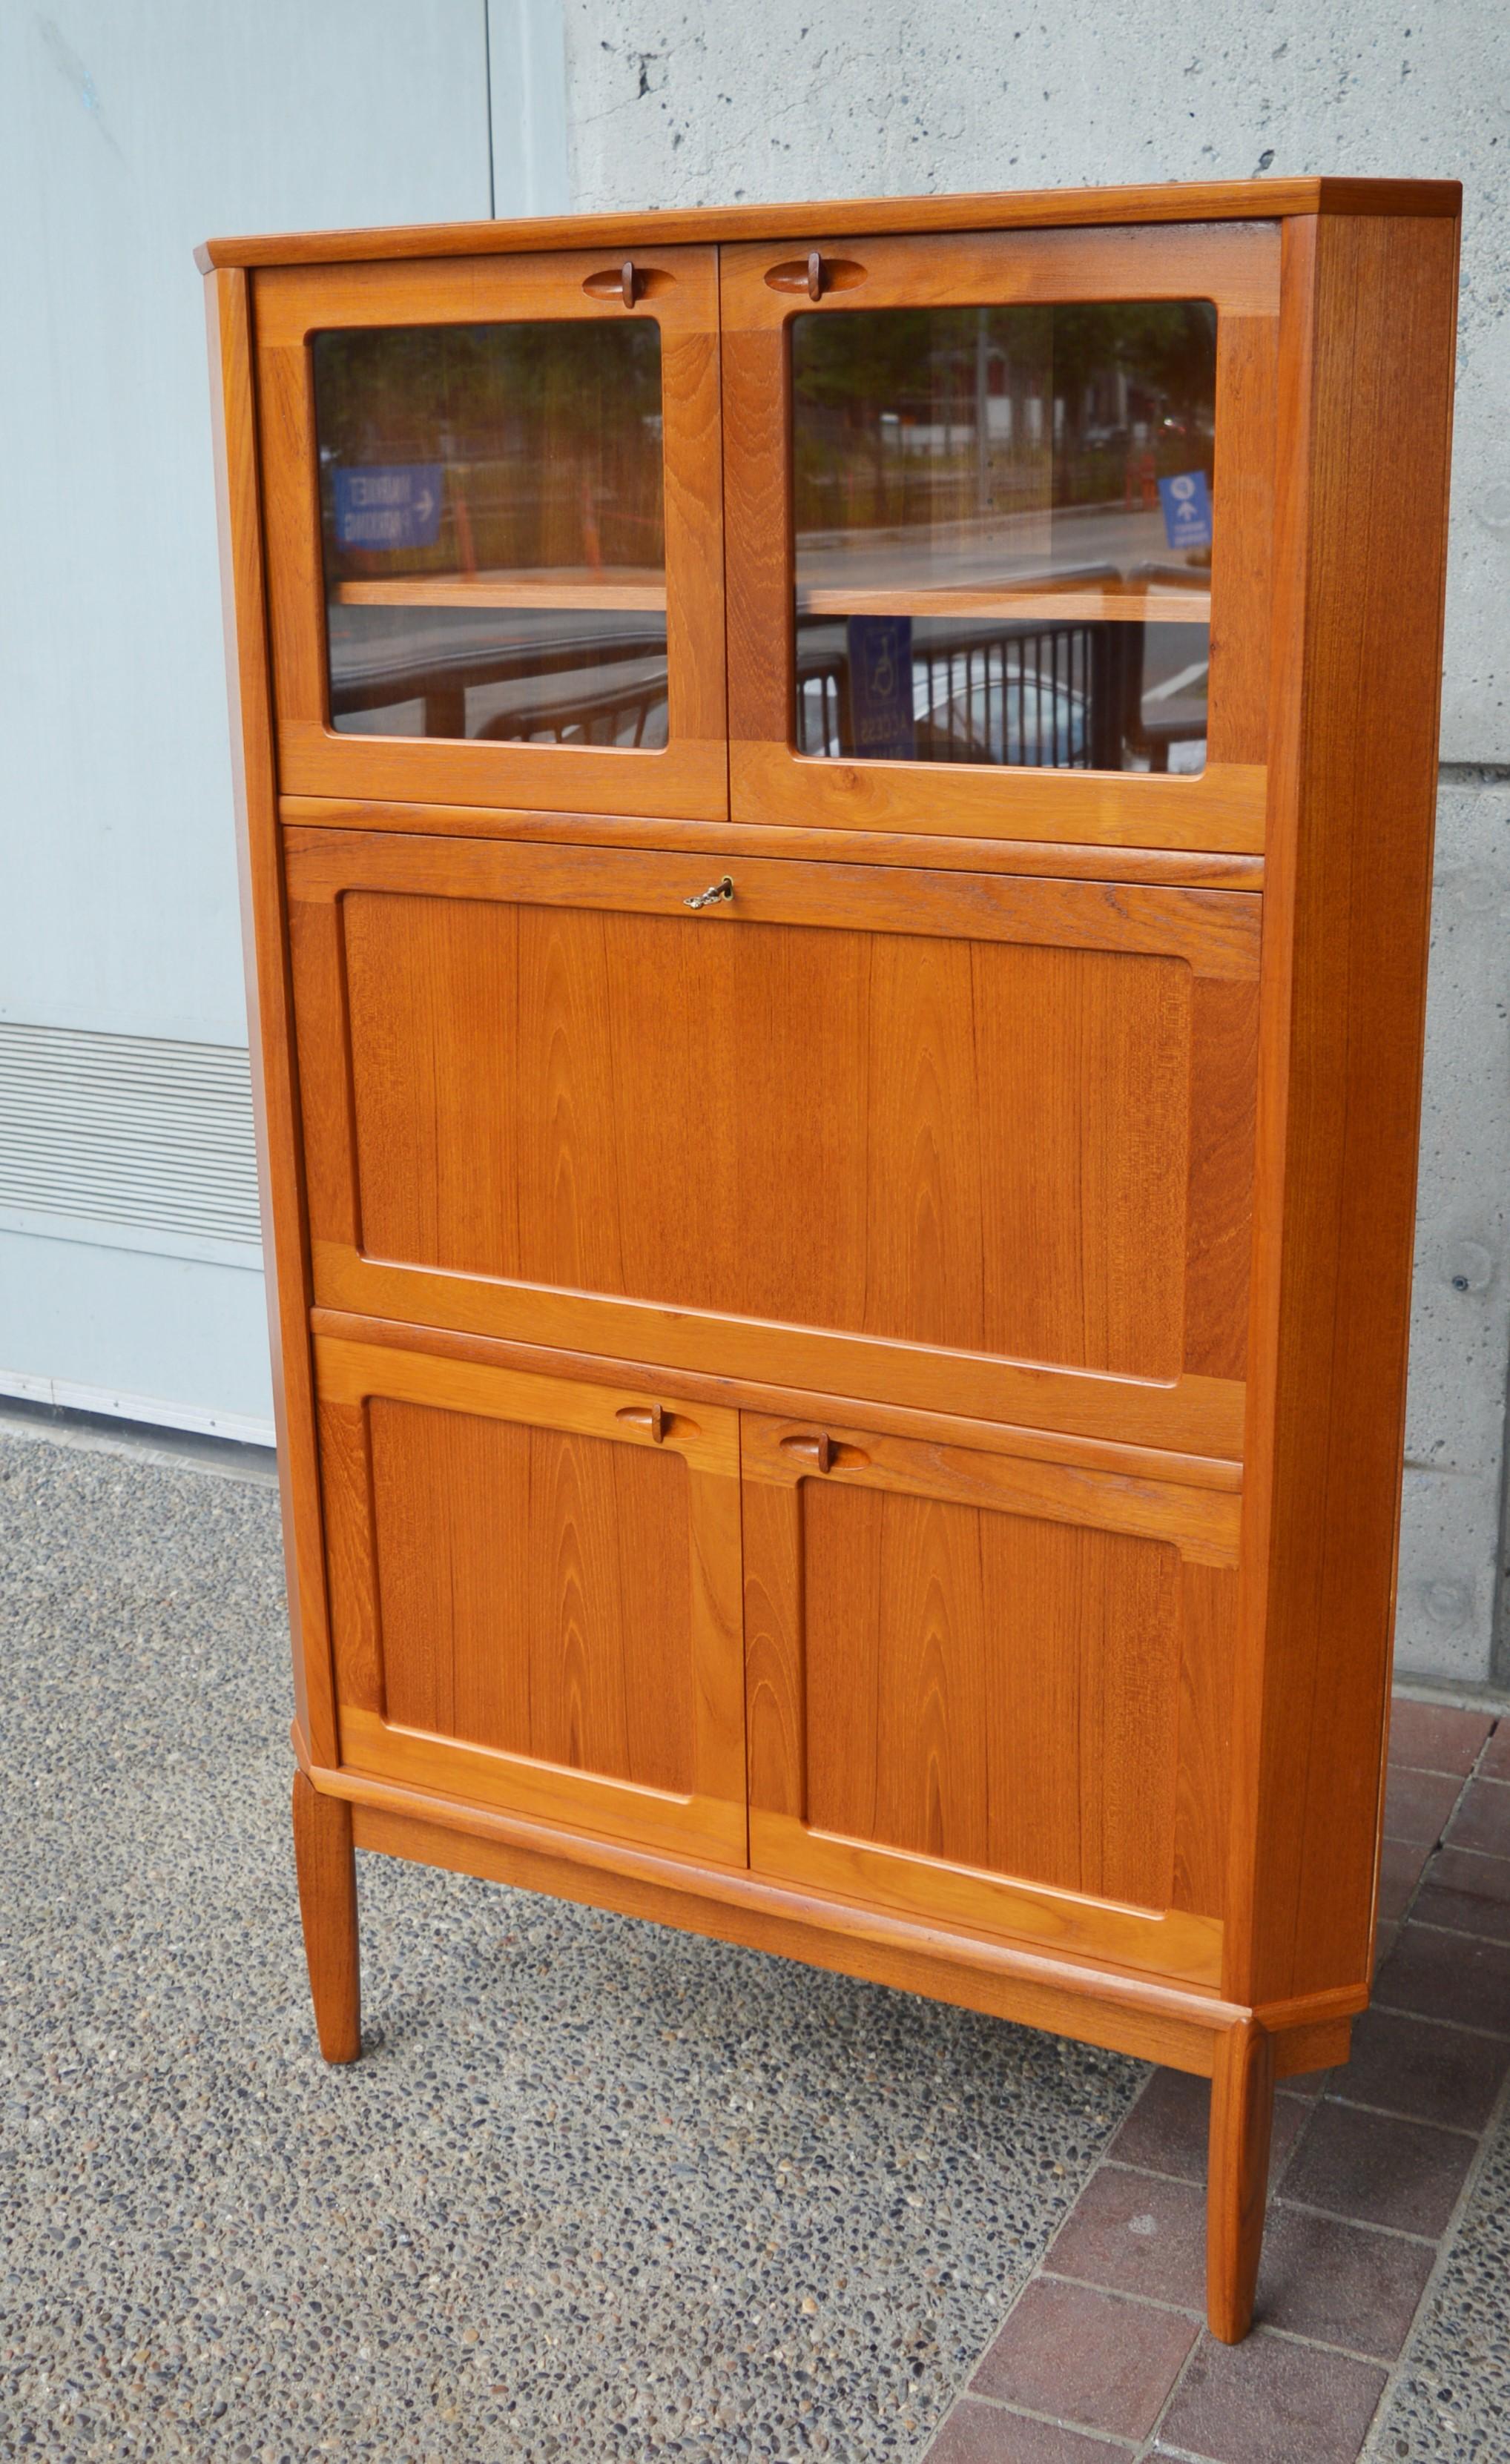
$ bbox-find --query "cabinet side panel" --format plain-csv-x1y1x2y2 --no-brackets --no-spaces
205,268,336,1765
1230,214,1460,2007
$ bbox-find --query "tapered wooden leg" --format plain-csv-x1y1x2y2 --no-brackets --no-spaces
291,1772,362,2063
1206,2018,1274,2342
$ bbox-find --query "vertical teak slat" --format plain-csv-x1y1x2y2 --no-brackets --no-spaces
1227,211,1461,2015
205,268,338,1770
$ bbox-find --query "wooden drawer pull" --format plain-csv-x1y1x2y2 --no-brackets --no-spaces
582,260,639,306
763,253,866,299
615,1401,702,1444
582,262,675,308
779,1431,871,1473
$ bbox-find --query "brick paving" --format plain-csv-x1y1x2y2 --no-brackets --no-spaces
922,1697,1510,2464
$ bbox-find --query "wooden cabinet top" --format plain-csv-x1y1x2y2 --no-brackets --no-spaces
196,174,1461,274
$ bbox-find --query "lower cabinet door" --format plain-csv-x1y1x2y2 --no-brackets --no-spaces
740,1412,1236,1986
314,1334,748,1867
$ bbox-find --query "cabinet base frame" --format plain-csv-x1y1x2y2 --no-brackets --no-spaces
289,1743,1356,2341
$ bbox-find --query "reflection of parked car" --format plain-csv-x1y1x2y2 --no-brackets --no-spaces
797,586,1207,772
913,664,1087,766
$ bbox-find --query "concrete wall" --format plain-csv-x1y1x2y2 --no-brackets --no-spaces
564,0,1510,1688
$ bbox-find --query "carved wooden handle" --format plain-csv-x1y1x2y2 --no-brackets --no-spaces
583,260,642,307
762,254,866,299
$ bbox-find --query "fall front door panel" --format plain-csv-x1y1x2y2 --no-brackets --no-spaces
286,827,1259,1453
741,1412,1235,1985
314,1335,746,1864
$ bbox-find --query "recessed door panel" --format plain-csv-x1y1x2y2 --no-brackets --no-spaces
741,1410,1236,1984
289,829,1259,1454
314,1335,745,1864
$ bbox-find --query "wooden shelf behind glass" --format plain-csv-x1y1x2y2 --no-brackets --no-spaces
796,584,1211,624
332,572,1210,626
334,567,668,612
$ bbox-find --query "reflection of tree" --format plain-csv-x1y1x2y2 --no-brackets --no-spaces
792,302,1217,534
1049,303,1216,429
313,322,665,575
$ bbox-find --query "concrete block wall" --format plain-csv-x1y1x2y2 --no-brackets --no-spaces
563,0,1510,1686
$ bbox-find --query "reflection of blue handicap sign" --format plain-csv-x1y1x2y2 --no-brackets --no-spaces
846,615,916,759
332,464,443,550
1158,469,1213,553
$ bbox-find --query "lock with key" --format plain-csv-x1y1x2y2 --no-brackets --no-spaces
683,875,735,910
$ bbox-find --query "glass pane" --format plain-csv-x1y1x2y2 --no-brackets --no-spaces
791,302,1216,773
311,321,667,746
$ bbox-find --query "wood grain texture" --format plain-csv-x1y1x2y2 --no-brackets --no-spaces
728,744,1267,853
797,584,1210,624
204,189,1462,2351
1207,2020,1275,2342
802,1494,1181,1905
369,1400,696,1791
253,249,727,821
316,1396,383,1716
722,222,1277,851
342,1788,1233,2074
203,270,338,1768
284,830,1256,1450
280,793,1267,888
741,1410,1236,1984
335,567,667,612
198,176,1461,273
291,1773,361,2063
313,1754,1359,2074
1207,314,1278,770
311,1306,1248,1494
1172,1562,1238,1920
739,1413,1243,1562
284,829,1263,971
340,1705,746,1866
722,221,1281,326
753,1811,1221,1985
1226,213,1460,2012
311,1251,1247,1454
1184,977,1262,1381
313,1335,746,1864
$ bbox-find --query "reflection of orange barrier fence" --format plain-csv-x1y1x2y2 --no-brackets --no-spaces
1124,448,1158,511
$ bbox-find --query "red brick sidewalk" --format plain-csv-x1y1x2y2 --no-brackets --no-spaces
923,1698,1510,2464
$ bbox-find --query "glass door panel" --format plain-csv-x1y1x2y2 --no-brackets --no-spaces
722,222,1279,852
791,302,1216,776
254,249,726,821
312,319,668,749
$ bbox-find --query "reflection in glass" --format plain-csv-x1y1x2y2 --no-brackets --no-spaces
311,322,667,745
791,302,1217,773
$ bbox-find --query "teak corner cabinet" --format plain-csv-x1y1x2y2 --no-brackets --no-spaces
202,175,1461,2342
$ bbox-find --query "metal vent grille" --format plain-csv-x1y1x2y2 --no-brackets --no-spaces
0,1023,260,1247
